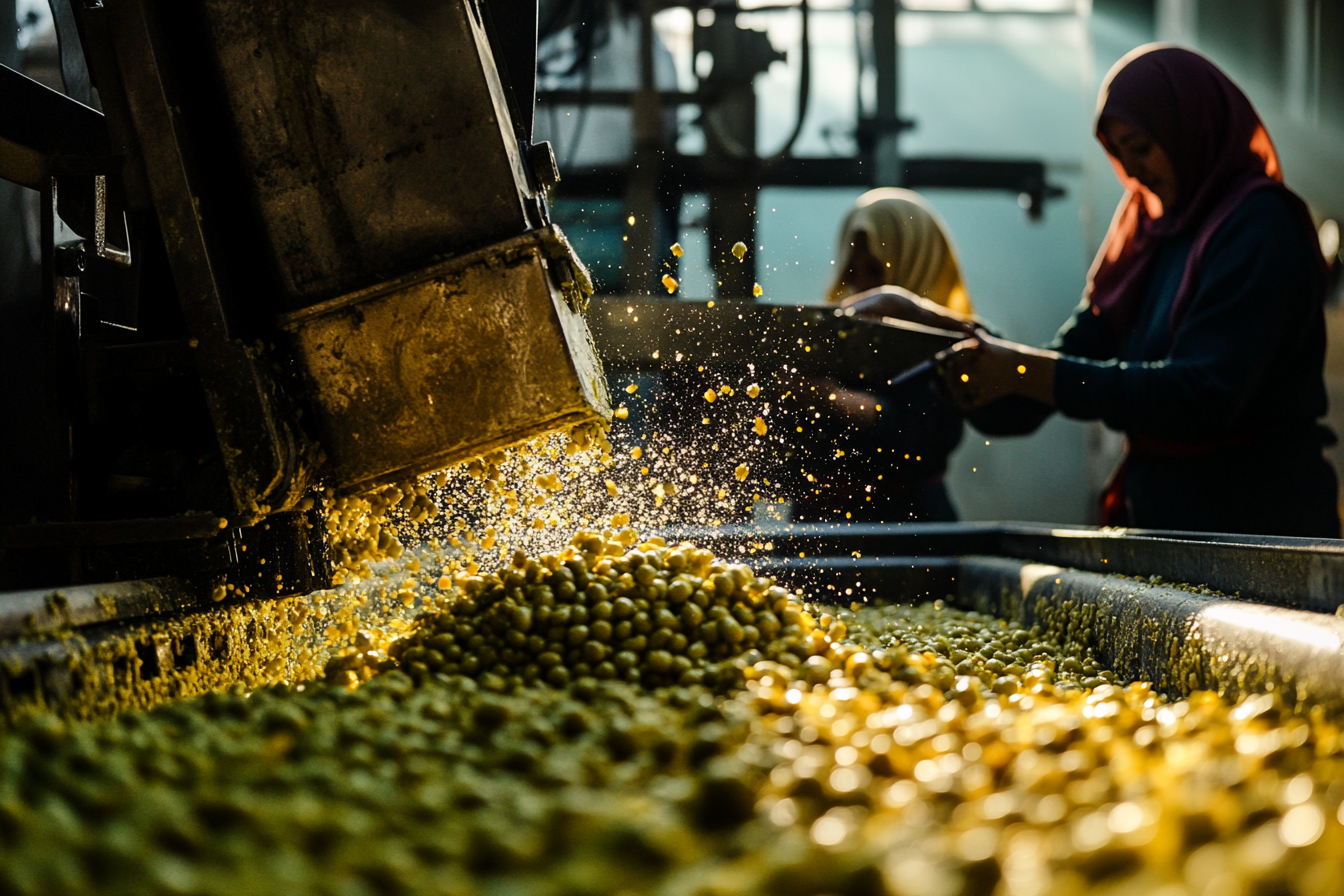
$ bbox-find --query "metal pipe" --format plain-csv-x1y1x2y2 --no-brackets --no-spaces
959,555,1344,711
872,0,900,185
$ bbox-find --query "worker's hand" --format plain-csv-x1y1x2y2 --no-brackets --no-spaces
937,335,1058,410
839,286,981,336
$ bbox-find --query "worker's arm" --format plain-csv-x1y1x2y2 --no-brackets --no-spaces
954,298,1121,435
840,286,983,336
945,191,1321,441
940,335,1058,408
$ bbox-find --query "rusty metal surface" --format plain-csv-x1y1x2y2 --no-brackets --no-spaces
0,555,434,724
281,227,610,492
66,0,571,523
195,0,538,306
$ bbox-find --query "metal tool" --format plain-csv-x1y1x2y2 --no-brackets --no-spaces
590,299,963,381
885,357,938,390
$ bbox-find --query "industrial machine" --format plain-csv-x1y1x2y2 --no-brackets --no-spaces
1,0,609,593
0,0,964,720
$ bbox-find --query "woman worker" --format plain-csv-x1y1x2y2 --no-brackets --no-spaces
851,46,1338,537
787,188,978,523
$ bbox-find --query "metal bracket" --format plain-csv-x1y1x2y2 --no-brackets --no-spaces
538,224,594,312
93,174,132,266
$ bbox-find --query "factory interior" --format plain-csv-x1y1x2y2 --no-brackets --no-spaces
2,0,1344,893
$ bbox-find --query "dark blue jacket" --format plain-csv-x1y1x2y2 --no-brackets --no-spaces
971,189,1338,537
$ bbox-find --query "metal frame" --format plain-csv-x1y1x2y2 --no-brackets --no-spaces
536,0,1069,297
551,152,1065,215
681,521,1344,613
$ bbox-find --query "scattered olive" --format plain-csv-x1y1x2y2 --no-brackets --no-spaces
1,538,1340,896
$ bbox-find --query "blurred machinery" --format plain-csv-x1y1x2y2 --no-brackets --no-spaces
0,0,609,592
536,0,1068,296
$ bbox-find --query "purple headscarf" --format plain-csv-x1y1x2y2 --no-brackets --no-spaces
1084,45,1324,336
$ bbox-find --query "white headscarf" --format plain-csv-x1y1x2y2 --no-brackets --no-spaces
827,188,972,314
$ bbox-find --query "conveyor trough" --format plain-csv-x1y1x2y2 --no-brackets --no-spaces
4,522,1344,722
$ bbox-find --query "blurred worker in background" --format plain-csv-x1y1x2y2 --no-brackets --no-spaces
786,188,977,523
855,46,1338,538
